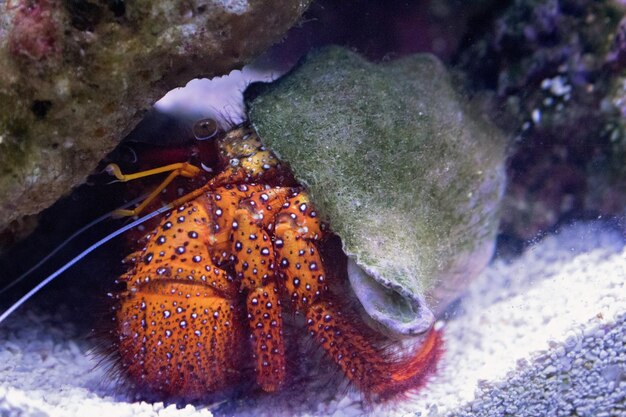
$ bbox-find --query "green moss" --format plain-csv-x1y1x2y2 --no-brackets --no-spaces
248,47,507,334
0,104,33,177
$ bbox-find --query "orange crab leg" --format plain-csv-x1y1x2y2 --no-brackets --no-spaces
304,300,442,401
245,283,285,392
124,197,238,297
273,207,398,394
105,162,202,217
231,206,286,392
106,162,201,183
273,192,325,309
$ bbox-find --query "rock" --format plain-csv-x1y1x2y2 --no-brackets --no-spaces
456,0,626,240
247,47,507,336
0,0,311,231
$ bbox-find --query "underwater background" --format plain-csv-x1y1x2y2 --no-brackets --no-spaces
0,1,625,416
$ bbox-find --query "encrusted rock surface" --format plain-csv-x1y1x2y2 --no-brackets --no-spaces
0,0,310,231
457,0,626,240
247,47,507,335
456,315,626,417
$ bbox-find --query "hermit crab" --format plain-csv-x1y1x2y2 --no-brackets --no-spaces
103,120,442,402
1,47,506,406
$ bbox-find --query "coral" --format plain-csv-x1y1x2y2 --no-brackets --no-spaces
247,47,507,335
456,0,626,240
0,0,311,233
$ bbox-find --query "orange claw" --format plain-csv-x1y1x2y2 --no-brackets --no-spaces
115,197,243,400
116,281,244,399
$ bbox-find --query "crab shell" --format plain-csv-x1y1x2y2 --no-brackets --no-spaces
246,47,507,336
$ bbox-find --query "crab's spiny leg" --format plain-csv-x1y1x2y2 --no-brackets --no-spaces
273,193,325,309
245,282,285,392
304,301,442,401
232,205,286,392
124,197,238,296
304,301,387,394
274,191,442,401
202,186,256,264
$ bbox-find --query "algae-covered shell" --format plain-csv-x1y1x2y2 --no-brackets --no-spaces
247,47,507,336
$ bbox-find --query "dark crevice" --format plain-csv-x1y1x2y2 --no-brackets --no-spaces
64,0,103,32
31,100,53,119
108,0,126,18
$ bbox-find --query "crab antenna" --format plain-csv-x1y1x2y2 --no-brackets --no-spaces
0,194,148,297
0,204,172,325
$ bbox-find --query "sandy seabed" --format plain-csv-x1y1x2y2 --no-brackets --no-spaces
1,221,625,417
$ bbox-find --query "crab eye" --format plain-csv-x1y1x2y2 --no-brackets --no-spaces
193,118,219,141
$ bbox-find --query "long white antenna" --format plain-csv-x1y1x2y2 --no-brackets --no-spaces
0,195,147,297
0,204,171,325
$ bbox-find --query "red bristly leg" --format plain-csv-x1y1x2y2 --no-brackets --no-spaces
304,302,442,401
274,192,442,401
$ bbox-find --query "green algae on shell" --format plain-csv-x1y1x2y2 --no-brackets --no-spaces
247,47,507,336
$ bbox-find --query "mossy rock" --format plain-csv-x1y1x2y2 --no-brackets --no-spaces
247,47,507,336
0,0,311,234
